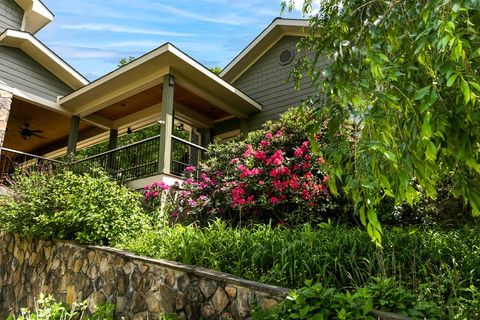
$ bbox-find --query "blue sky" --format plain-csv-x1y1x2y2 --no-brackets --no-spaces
37,0,307,81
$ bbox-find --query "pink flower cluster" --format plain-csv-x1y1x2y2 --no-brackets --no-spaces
227,130,329,210
143,181,170,200
145,127,330,226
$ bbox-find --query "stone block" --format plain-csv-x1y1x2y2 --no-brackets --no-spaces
199,279,217,299
212,287,229,314
201,303,216,320
225,286,237,299
159,285,176,314
145,291,162,313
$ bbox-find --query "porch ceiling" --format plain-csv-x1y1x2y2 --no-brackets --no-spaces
90,84,230,124
58,43,262,127
3,98,99,155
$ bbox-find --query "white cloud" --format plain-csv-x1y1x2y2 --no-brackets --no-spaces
104,40,164,48
49,45,124,60
146,4,259,26
61,24,194,37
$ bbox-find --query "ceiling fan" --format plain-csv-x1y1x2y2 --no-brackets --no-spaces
17,123,44,140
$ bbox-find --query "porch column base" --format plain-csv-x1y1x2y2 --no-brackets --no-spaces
0,90,13,154
126,173,184,190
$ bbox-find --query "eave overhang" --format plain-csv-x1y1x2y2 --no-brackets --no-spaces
220,18,310,83
15,0,54,34
0,29,89,90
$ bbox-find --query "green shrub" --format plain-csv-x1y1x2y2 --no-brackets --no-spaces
7,294,114,320
0,169,147,245
252,278,444,320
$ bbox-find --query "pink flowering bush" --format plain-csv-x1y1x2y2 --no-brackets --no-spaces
143,181,170,208
145,107,339,226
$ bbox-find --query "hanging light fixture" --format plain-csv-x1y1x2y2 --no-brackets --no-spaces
127,127,133,134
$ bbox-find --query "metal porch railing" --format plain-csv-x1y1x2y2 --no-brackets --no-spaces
72,135,161,182
1,135,207,184
0,147,66,182
171,135,207,176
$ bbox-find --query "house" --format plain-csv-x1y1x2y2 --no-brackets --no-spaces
0,0,326,187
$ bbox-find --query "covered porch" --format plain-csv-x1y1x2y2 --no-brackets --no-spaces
0,43,262,186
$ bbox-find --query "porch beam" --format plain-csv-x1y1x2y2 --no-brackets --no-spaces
158,74,175,174
83,114,114,130
114,104,161,129
67,115,80,155
173,71,249,118
72,67,170,117
174,102,214,128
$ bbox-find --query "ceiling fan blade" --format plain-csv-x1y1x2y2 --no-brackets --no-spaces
32,133,44,139
31,130,43,133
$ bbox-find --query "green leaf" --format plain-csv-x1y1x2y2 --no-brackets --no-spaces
426,141,437,161
421,115,432,139
367,208,378,224
469,81,480,93
446,73,458,87
414,85,431,100
383,151,398,163
359,206,366,226
461,78,471,104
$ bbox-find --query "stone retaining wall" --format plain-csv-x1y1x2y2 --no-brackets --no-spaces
0,90,12,151
0,233,288,319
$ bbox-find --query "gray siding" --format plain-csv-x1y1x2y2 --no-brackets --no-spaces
0,45,74,101
234,36,327,131
0,0,23,32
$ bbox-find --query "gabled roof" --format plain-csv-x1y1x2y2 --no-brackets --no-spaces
220,18,309,83
59,43,262,118
0,29,89,90
15,0,54,34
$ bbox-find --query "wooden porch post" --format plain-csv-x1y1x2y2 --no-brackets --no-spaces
108,129,118,150
240,118,249,136
67,115,80,156
158,74,174,174
107,129,118,169
199,128,212,148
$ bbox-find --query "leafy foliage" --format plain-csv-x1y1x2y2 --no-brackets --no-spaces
283,0,480,245
209,66,222,75
0,170,147,245
7,294,114,320
117,56,136,67
252,278,443,320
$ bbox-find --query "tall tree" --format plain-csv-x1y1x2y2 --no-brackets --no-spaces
283,0,480,245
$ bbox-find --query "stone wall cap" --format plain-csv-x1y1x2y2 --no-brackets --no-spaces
89,245,290,297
